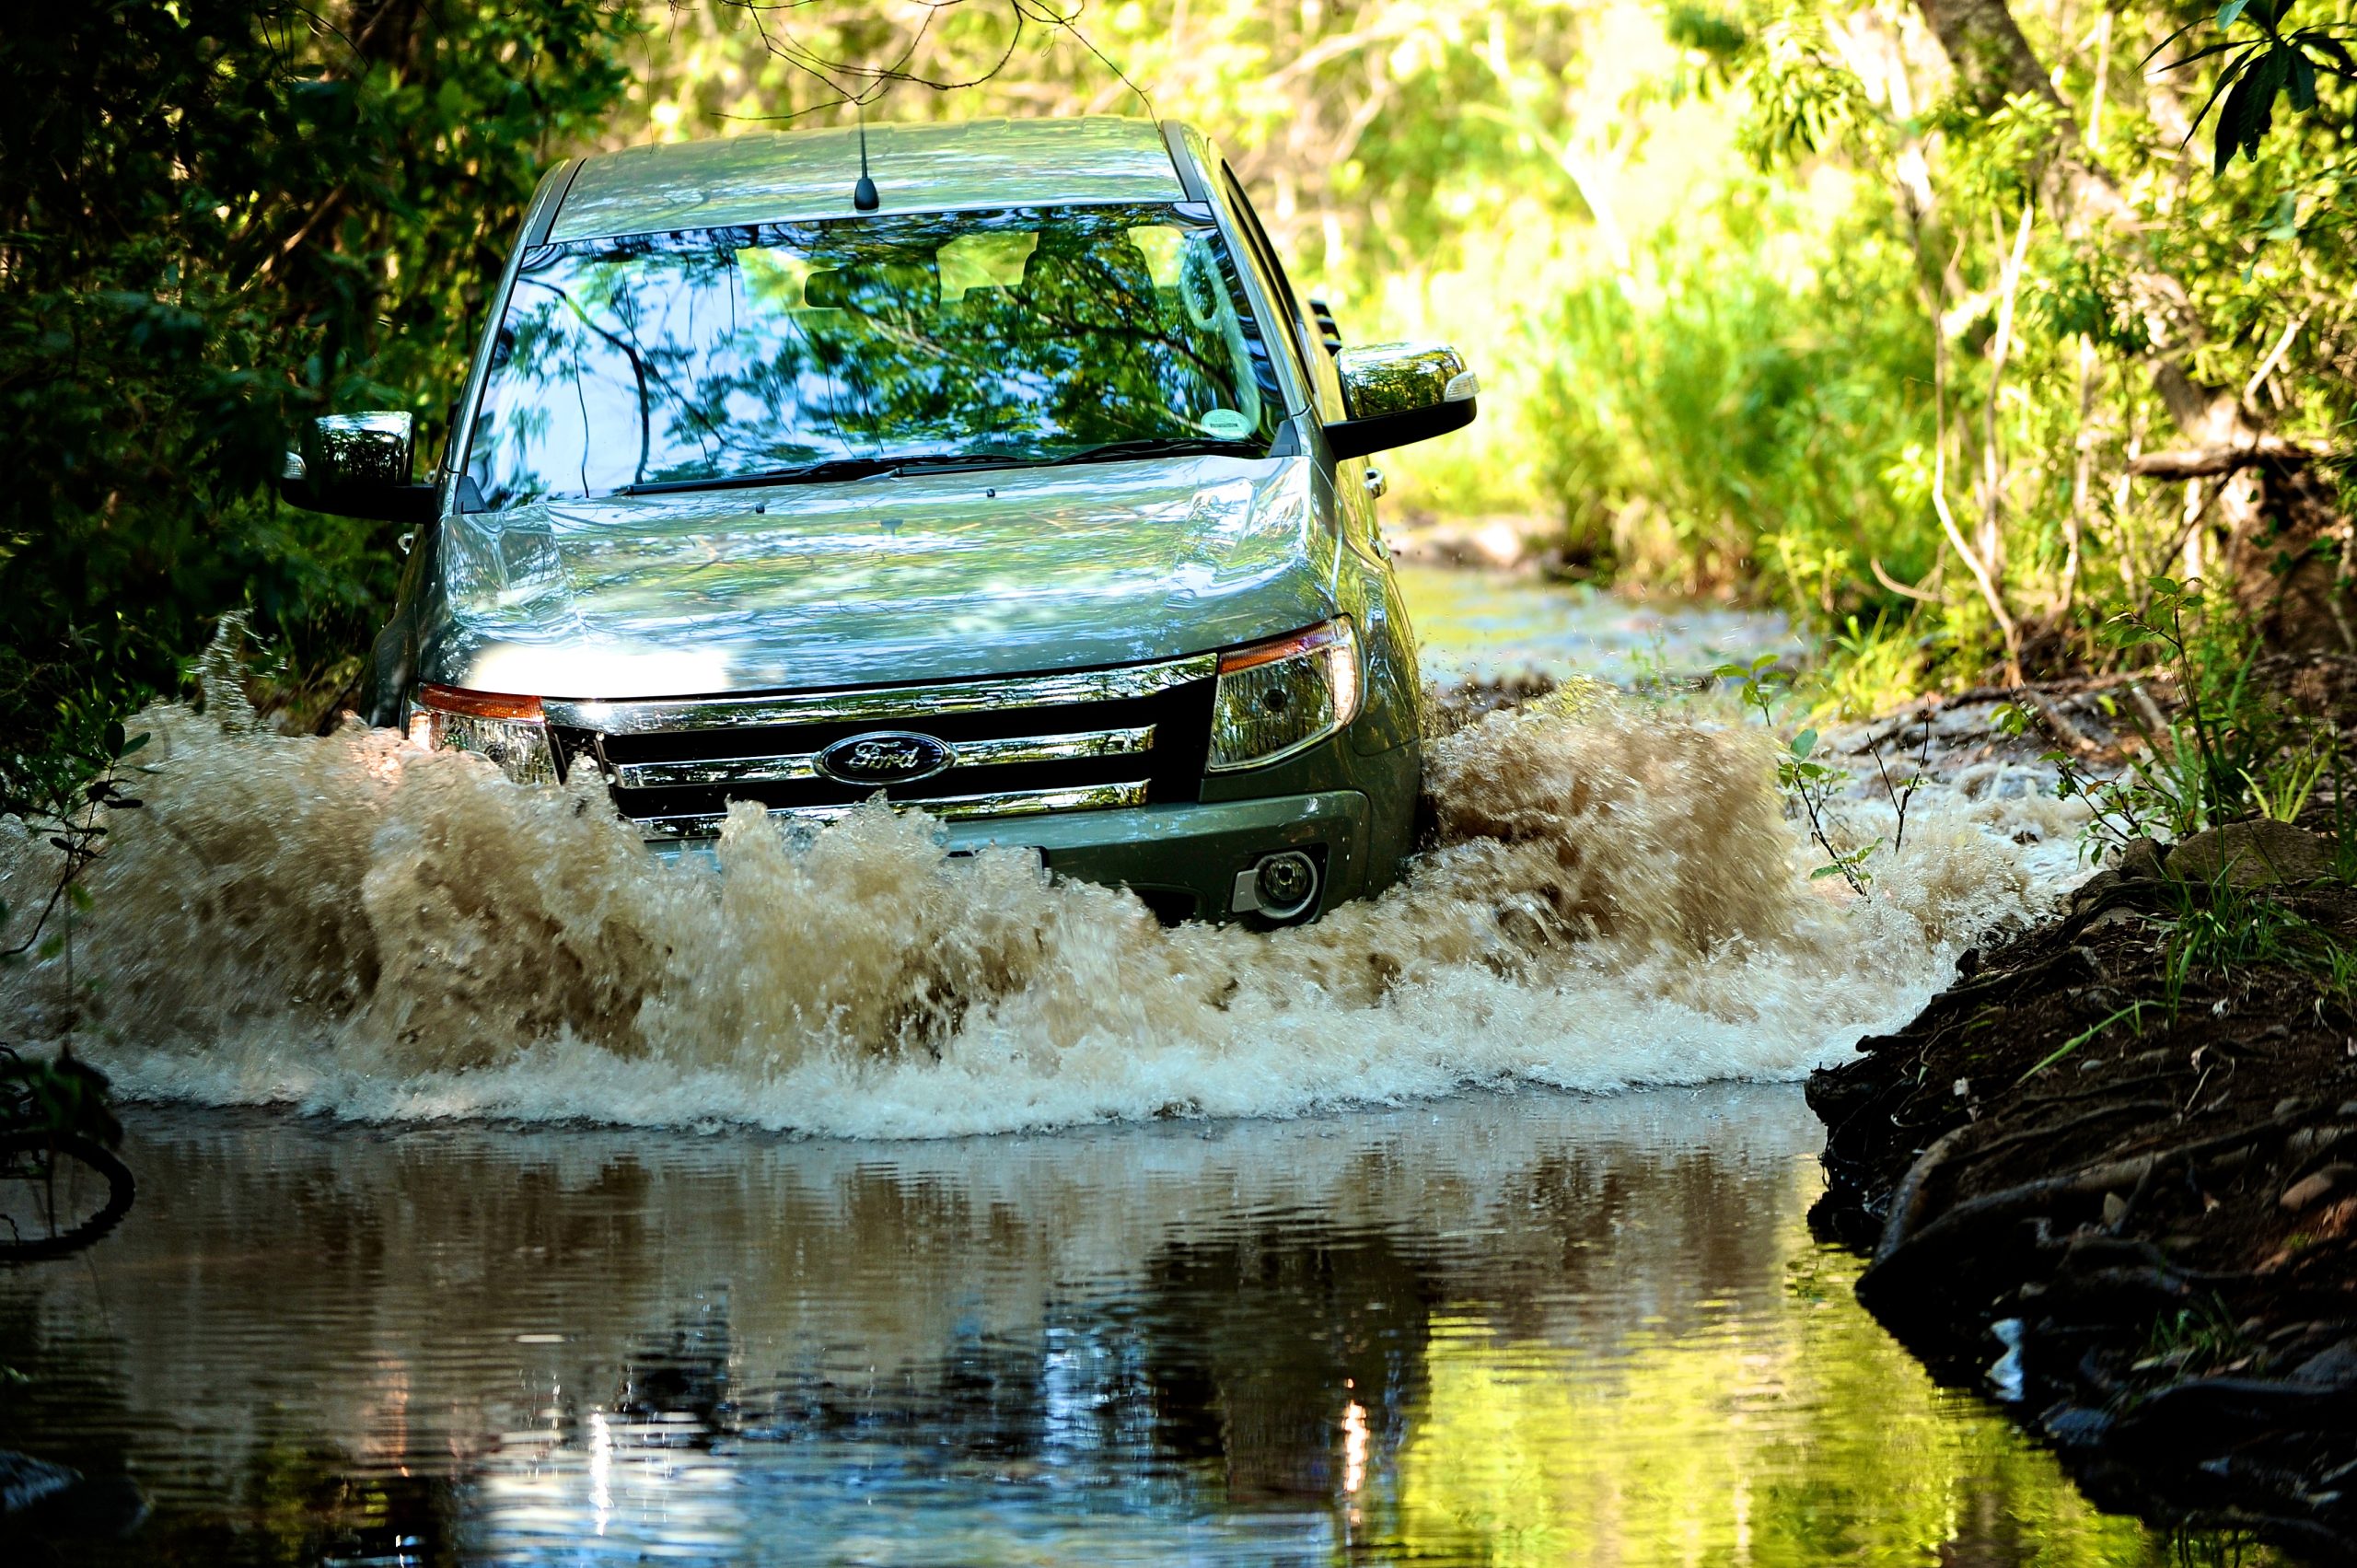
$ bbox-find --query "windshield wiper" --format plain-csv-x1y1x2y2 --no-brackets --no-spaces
613,458,905,495
1028,436,1263,469
610,437,1260,496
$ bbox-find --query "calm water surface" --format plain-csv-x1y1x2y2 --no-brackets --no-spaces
2,1087,2229,1566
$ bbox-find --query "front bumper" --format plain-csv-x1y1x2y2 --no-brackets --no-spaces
654,789,1376,924
947,789,1372,923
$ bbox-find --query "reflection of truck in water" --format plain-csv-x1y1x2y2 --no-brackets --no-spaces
282,118,1478,925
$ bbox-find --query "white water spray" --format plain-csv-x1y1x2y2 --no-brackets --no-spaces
0,688,2084,1137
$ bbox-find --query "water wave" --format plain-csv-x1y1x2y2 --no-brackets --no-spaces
0,691,2084,1137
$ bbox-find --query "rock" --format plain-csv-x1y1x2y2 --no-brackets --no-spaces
2039,1403,2114,1447
2280,1164,2352,1212
2165,819,2330,888
2079,906,2147,935
2113,836,2167,880
2293,1336,2357,1388
2286,1125,2350,1158
2069,868,2122,912
0,1450,76,1516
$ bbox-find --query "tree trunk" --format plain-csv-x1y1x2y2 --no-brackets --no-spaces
1910,0,2064,114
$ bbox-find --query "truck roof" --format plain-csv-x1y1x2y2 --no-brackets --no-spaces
550,117,1190,241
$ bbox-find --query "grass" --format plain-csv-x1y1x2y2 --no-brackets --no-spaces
2014,1002,2154,1086
2158,870,2357,1022
2134,1295,2256,1380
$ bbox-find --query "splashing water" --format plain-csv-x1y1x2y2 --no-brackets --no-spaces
0,690,2084,1138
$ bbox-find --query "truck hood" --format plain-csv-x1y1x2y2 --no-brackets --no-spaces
417,456,1339,699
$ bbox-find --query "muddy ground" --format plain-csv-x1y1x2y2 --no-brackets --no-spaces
1808,663,2357,1562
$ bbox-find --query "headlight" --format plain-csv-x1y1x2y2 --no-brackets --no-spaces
1207,619,1362,772
407,683,558,785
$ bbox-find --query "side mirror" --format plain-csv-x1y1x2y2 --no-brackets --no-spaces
1324,343,1478,462
280,412,437,524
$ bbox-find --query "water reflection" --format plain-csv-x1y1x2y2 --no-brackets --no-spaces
0,1089,2261,1564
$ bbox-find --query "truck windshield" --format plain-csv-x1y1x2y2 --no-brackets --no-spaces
460,203,1288,508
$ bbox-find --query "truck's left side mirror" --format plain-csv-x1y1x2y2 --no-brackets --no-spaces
280,412,437,524
1323,343,1478,461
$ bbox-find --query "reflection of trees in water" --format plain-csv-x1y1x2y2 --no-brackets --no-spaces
1138,1225,1439,1507
2,1104,2216,1565
0,1293,456,1565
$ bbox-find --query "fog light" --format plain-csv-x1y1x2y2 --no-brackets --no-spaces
1235,849,1319,921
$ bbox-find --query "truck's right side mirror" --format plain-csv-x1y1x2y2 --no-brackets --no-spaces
280,412,437,524
1324,343,1479,461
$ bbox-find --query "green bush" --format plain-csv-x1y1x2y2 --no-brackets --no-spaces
0,1,636,811
1527,180,1934,614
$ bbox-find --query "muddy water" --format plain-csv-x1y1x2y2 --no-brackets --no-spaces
0,1089,2223,1566
0,582,2211,1562
0,655,2080,1137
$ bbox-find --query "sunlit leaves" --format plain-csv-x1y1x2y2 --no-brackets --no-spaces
1736,9,1876,168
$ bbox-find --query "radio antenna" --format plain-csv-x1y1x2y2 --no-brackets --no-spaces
853,102,879,212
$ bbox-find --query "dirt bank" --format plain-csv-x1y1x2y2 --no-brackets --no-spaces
1810,810,2357,1560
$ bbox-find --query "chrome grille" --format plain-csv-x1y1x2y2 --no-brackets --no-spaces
549,656,1217,841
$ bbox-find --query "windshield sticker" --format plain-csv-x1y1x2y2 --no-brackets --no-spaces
1198,409,1252,438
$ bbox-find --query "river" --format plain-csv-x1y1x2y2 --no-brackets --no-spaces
0,575,2276,1563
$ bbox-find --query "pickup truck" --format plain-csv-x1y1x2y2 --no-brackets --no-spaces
282,117,1477,924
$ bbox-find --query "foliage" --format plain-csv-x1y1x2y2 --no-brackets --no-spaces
1717,652,1927,891
1528,180,1934,592
0,1045,122,1150
2160,870,2357,1016
1997,576,2334,854
0,722,150,968
2156,0,2357,173
1502,0,2357,697
0,1,638,817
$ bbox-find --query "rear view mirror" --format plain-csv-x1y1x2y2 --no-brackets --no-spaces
1324,343,1478,461
280,412,436,523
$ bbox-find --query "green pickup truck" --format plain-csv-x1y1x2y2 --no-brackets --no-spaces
283,117,1477,925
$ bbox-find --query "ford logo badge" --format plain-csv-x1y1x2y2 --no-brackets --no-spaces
816,730,955,786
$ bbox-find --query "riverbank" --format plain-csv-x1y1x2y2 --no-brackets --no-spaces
1810,794,2357,1557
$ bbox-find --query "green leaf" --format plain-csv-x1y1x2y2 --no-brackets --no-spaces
104,719,125,757
2216,68,2255,173
1751,653,1780,671
118,731,150,759
1793,728,1817,759
1809,864,1849,879
2290,52,2317,111
2216,0,2249,28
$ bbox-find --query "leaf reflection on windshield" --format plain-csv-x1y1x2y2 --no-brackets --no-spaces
462,204,1285,510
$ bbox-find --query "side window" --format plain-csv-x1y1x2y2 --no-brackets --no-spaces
1216,166,1345,421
